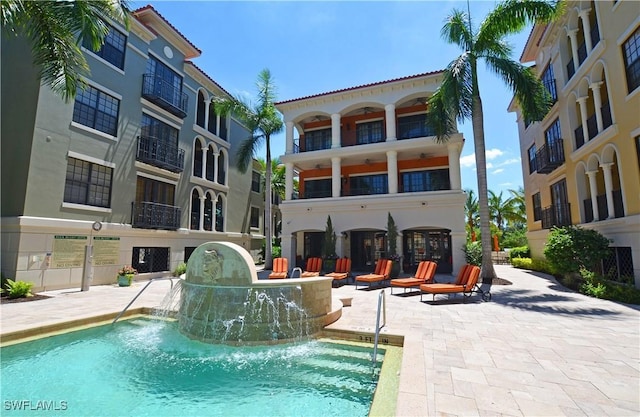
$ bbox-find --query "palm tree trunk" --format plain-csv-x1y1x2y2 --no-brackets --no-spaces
265,136,273,270
471,65,497,281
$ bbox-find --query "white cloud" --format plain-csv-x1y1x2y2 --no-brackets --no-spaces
500,182,514,187
492,168,504,174
486,163,494,169
498,158,521,167
485,148,504,160
460,154,476,168
460,148,505,169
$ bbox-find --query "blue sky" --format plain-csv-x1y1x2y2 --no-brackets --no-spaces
137,0,532,196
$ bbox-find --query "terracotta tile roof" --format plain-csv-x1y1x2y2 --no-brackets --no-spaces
132,4,201,55
275,70,445,105
184,61,232,98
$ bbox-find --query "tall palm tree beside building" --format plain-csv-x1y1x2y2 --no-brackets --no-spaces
507,186,527,229
214,69,284,270
464,189,479,241
1,0,129,102
426,0,560,281
488,190,517,233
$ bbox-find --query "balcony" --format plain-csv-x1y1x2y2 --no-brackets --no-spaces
142,74,188,118
541,203,572,229
132,201,181,230
535,139,565,174
136,135,185,173
583,190,624,222
542,78,557,103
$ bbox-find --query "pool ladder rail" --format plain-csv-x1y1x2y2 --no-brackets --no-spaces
112,277,180,324
372,289,386,365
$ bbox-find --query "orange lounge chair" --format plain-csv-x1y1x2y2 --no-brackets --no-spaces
268,257,288,279
419,265,480,302
325,258,352,286
390,261,436,294
355,259,393,290
300,257,322,277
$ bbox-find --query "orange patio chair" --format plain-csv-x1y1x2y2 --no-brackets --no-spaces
419,265,481,302
390,260,437,295
325,258,352,286
268,257,288,279
300,257,323,277
355,259,393,290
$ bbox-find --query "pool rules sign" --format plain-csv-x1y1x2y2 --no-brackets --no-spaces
52,235,120,268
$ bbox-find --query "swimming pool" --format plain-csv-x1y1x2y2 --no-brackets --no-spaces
1,318,386,416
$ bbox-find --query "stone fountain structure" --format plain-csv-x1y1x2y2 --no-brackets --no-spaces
178,241,339,344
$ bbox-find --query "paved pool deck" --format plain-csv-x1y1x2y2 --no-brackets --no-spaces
1,264,639,416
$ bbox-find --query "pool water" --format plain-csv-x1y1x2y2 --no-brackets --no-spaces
1,319,383,416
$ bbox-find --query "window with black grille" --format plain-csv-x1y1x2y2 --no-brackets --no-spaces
64,157,112,208
83,24,126,69
401,169,450,192
73,85,120,136
356,120,384,144
252,171,261,193
132,247,170,273
250,207,260,229
622,27,639,94
600,247,635,284
532,192,541,221
528,144,537,174
304,128,331,151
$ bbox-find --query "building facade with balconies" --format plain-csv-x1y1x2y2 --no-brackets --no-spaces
1,6,264,290
510,1,640,286
275,72,466,275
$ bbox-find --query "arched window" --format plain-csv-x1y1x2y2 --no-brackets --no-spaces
204,193,213,231
215,197,224,232
196,91,206,128
190,189,201,230
206,145,215,182
208,102,217,135
193,140,203,177
217,151,226,185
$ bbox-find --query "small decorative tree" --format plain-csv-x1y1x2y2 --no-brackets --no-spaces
387,212,401,277
323,216,337,273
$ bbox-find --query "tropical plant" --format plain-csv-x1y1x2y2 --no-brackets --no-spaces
464,188,479,241
488,190,518,233
507,186,527,228
386,213,400,261
256,157,291,201
425,0,560,280
117,265,137,276
1,0,129,102
3,279,34,299
544,226,611,275
323,215,337,260
173,262,187,277
213,69,284,270
463,241,482,266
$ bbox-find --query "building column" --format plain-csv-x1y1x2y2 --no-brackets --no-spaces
586,170,600,221
601,163,616,219
577,96,589,142
579,9,593,53
386,150,398,194
447,143,462,190
336,232,347,258
199,196,206,230
331,157,341,198
590,82,604,133
385,104,396,141
285,162,294,201
285,121,294,154
213,152,220,183
200,143,206,177
331,113,341,149
567,29,580,74
203,100,210,131
281,233,294,267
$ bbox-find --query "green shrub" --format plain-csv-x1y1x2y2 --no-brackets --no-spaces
543,226,611,275
577,269,640,304
463,241,482,266
511,257,532,269
4,279,34,299
271,245,282,259
173,262,187,277
502,227,528,248
508,246,530,260
510,257,556,275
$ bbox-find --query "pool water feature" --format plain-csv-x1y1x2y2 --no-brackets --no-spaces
175,242,335,344
1,318,383,416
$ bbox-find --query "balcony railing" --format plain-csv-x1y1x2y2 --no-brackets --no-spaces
542,78,558,103
582,189,624,222
397,119,435,140
136,136,185,173
541,203,572,229
142,74,188,118
535,139,565,174
131,201,181,230
301,190,332,199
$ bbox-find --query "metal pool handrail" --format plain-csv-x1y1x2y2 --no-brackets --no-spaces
372,289,386,365
112,277,179,324
290,267,302,278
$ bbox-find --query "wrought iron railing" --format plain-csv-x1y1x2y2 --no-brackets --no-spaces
136,136,185,173
535,138,565,174
131,201,181,230
541,203,572,229
142,74,188,118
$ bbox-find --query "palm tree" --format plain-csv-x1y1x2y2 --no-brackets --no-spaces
488,190,517,233
426,0,560,281
507,186,527,228
464,188,479,241
256,157,286,201
1,0,129,102
214,69,284,270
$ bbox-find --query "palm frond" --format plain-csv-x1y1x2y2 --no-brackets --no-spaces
483,54,551,123
235,134,263,173
441,9,474,52
477,0,561,50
